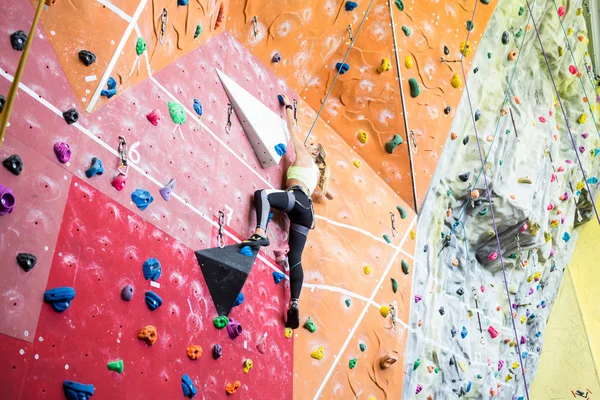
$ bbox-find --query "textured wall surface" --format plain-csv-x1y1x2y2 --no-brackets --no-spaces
404,0,600,398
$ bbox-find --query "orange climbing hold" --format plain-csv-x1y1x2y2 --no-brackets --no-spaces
226,380,241,395
215,3,225,30
513,96,521,104
451,132,457,140
137,325,158,345
578,35,585,42
451,259,459,267
470,189,480,200
507,50,518,61
187,345,203,360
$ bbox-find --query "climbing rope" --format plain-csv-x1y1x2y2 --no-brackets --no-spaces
525,0,600,224
455,0,531,397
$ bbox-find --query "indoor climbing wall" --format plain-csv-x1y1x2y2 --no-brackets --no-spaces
0,1,417,399
227,0,497,210
404,0,600,398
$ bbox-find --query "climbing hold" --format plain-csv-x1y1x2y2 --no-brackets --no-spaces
444,107,451,115
16,253,37,272
349,358,357,369
412,359,421,371
380,354,398,369
518,6,525,15
471,189,480,200
456,287,464,296
303,317,317,333
107,360,124,373
63,108,79,125
563,232,571,242
63,381,94,400
10,30,27,51
353,160,361,168
239,246,253,256
383,234,391,243
443,45,449,55
181,374,197,399
121,284,134,301
557,5,565,17
85,157,104,178
100,77,117,99
363,265,372,275
474,67,479,74
394,0,404,11
401,26,411,36
458,172,470,182
357,129,369,143
214,2,225,29
186,345,203,360
518,177,532,184
460,326,468,338
227,318,243,339
225,381,241,395
385,134,403,154
588,177,599,184
146,109,161,126
213,316,229,329
507,50,518,61
479,208,488,216
335,63,350,74
451,327,457,337
460,41,472,56
410,230,416,239
274,143,287,156
193,99,203,117
143,258,162,281
474,109,482,121
359,343,366,351
345,1,358,11
396,205,407,219
487,52,492,59
569,65,578,75
194,25,203,39
159,178,176,201
145,291,163,311
233,292,244,307
311,346,324,360
272,271,285,284
439,306,445,315
345,299,352,307
44,287,76,312
271,52,281,63
466,20,474,31
78,50,96,66
488,252,498,261
391,278,398,293
137,325,158,345
111,174,127,192
408,78,420,98
578,114,587,124
480,0,490,4
168,102,186,125
463,136,469,145
3,154,23,175
450,74,462,88
243,358,253,374
380,305,390,318
501,31,510,45
404,55,413,69
178,0,190,5
401,259,409,275
451,258,459,267
212,344,223,359
415,384,423,395
284,327,293,338
131,189,153,211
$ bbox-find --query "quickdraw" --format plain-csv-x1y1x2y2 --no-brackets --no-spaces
409,130,418,153
390,212,397,237
387,301,398,333
217,210,225,248
226,103,233,134
117,136,129,175
515,234,527,269
293,99,298,123
159,8,168,44
471,287,483,334
347,24,353,42
252,16,258,38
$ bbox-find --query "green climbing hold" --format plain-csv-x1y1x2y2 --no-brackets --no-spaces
303,317,317,333
441,232,445,239
518,6,525,15
446,190,452,197
402,26,411,36
168,102,187,125
487,52,492,59
383,234,391,243
194,24,203,39
385,134,403,154
359,343,366,352
508,253,517,259
107,360,124,373
499,160,504,166
391,278,398,293
480,0,490,4
345,299,352,307
394,0,404,11
466,21,474,31
213,316,229,329
434,366,441,373
515,28,523,38
413,359,421,370
349,358,357,369
396,205,407,219
136,37,146,56
401,260,409,275
408,78,420,98
478,208,488,216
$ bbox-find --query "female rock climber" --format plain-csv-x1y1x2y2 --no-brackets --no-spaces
242,94,334,329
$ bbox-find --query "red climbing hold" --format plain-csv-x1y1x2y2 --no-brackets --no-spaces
146,109,161,126
569,65,577,75
215,3,225,30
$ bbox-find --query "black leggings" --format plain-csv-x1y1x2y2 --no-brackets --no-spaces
254,187,314,300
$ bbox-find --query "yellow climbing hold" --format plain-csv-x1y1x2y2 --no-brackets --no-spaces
380,305,390,318
284,327,293,339
567,27,574,35
527,275,533,283
578,114,587,124
544,232,552,243
558,46,564,56
518,177,532,184
410,230,416,239
377,58,391,73
458,361,467,372
460,41,472,57
534,271,541,281
520,316,526,324
509,340,516,347
353,160,361,168
485,229,495,237
311,346,324,360
451,74,462,88
243,358,253,374
363,265,372,275
505,374,513,382
512,362,520,369
577,7,582,15
530,223,540,235
404,55,413,69
551,219,559,228
577,181,585,191
357,129,369,143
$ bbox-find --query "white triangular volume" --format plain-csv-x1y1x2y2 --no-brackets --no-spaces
216,68,290,168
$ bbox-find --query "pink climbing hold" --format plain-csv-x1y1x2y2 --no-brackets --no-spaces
488,325,499,339
488,252,498,261
569,65,577,75
53,142,71,164
111,174,127,191
582,132,589,139
550,248,555,257
579,146,585,153
520,335,527,344
414,295,422,303
539,116,546,123
481,285,486,293
519,223,528,233
557,5,566,17
529,287,534,295
498,359,504,371
416,384,423,394
146,109,161,126
550,173,557,182
549,110,553,117
547,203,554,210
557,166,565,172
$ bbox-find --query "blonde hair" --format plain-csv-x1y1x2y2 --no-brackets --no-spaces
314,144,330,196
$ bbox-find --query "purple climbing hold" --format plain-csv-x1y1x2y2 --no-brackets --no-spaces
85,157,104,178
227,318,242,339
520,335,527,344
0,184,15,215
10,30,27,51
212,344,222,359
272,271,285,284
54,142,72,164
272,52,281,63
16,253,37,272
3,154,23,175
63,108,79,125
414,295,422,303
121,284,134,301
132,189,154,211
159,178,176,201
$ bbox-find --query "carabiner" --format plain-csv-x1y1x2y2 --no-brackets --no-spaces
159,8,168,44
225,103,233,134
117,136,129,175
217,210,225,248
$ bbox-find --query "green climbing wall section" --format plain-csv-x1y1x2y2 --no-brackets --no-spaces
404,0,600,398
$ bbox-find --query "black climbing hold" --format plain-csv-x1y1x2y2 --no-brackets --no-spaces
16,253,37,272
271,53,281,63
439,306,445,315
474,67,479,74
451,327,457,337
0,94,5,113
456,287,464,296
480,0,490,4
450,357,455,366
474,109,482,121
466,20,474,31
459,172,470,182
444,106,451,115
212,344,222,359
78,50,96,67
423,244,428,252
121,284,134,301
502,31,510,45
3,154,23,176
195,244,258,317
443,45,449,56
63,108,79,125
10,30,27,51
462,136,469,145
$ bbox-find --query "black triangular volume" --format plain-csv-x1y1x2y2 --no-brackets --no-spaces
16,253,37,272
195,244,258,317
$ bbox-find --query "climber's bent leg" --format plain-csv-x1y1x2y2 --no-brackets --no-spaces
243,189,294,248
285,223,309,329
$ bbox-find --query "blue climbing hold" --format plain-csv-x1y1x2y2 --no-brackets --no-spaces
145,291,163,311
85,157,104,178
233,292,244,307
277,94,285,106
466,381,472,393
345,1,358,10
274,143,287,156
44,287,76,312
239,246,253,256
181,374,197,398
178,0,190,5
193,98,203,117
63,380,95,400
335,62,350,74
594,149,600,157
460,326,468,339
563,231,571,242
143,258,162,281
587,176,598,184
522,351,528,359
100,77,117,99
132,189,153,211
273,271,285,284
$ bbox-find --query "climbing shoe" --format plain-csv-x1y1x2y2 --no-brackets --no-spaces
285,300,300,329
242,233,270,249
